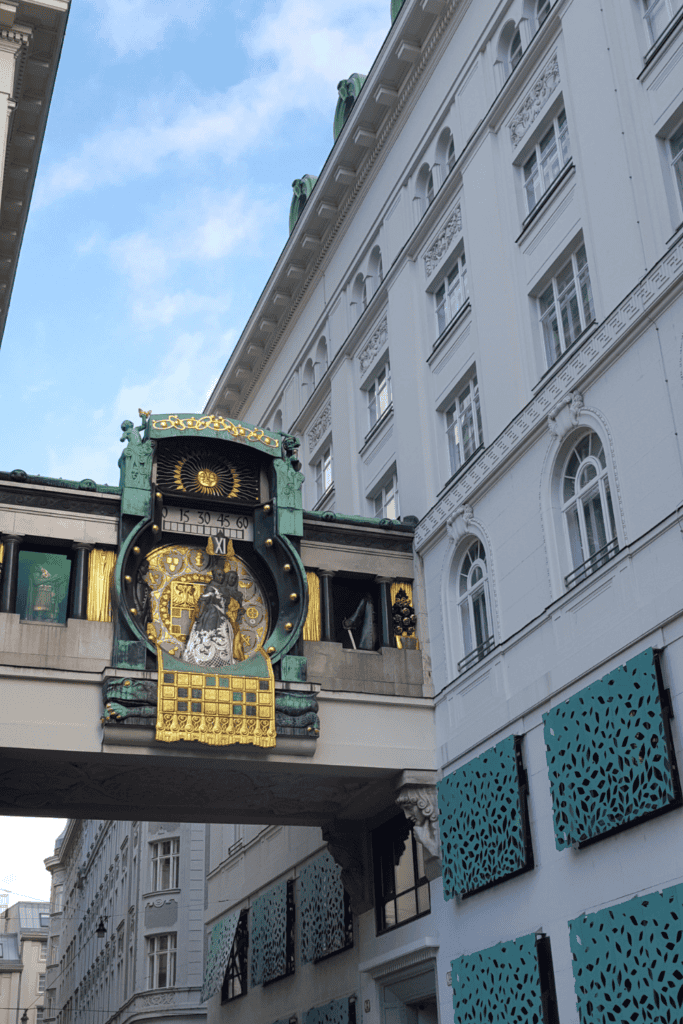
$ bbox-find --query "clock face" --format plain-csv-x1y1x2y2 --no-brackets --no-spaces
142,543,269,662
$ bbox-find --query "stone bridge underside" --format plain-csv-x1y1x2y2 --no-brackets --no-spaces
0,659,435,826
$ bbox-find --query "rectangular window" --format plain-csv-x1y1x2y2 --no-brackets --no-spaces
147,933,176,989
51,885,63,913
671,123,683,209
221,909,249,1003
373,814,430,934
39,942,47,960
314,448,333,501
150,838,179,891
445,375,483,476
644,0,683,43
367,365,392,428
373,474,399,520
37,1010,44,1024
38,975,45,993
523,109,571,213
538,242,594,368
435,253,468,336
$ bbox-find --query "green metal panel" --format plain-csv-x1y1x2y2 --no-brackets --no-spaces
391,0,406,22
543,648,679,849
303,997,355,1024
299,851,349,963
451,934,545,1024
250,881,288,987
437,736,531,899
570,883,683,1024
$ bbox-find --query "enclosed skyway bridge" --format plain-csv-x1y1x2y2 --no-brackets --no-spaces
0,414,435,874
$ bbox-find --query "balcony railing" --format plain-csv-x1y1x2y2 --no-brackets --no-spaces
458,634,495,673
565,537,619,589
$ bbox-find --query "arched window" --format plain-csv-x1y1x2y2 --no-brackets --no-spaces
509,28,523,72
537,0,551,27
314,337,328,385
302,359,315,401
415,162,431,218
458,539,494,670
436,127,455,177
368,244,383,288
447,136,456,174
351,272,366,322
426,168,436,206
562,432,619,586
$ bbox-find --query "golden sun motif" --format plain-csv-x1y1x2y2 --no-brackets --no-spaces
169,453,240,497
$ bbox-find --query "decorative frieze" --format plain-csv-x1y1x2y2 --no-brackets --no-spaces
424,204,462,278
358,315,388,374
308,402,331,451
414,237,683,551
509,54,560,148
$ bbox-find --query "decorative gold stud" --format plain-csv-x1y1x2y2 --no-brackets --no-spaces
152,524,160,533
285,622,293,632
290,593,298,602
267,646,276,655
129,607,137,616
124,680,131,687
133,546,141,555
283,563,292,572
265,538,274,548
156,491,162,500
263,503,272,514
124,575,132,584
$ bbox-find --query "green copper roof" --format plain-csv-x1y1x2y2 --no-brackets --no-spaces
391,0,406,22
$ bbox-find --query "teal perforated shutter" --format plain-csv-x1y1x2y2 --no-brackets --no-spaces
201,912,239,1001
570,883,683,1023
437,735,532,899
251,880,293,986
303,995,356,1024
300,850,351,962
451,934,548,1024
543,647,679,849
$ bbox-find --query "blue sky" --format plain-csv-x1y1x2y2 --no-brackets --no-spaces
0,0,392,898
0,0,391,487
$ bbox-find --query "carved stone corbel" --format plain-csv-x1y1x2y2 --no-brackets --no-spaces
547,391,584,439
395,771,442,880
446,504,474,545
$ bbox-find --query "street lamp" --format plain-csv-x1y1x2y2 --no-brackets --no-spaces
95,916,107,939
21,1010,28,1024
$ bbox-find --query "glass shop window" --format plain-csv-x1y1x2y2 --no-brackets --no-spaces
373,813,430,934
331,576,382,650
16,550,72,624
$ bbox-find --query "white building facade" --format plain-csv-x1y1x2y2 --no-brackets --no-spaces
204,0,683,1022
44,821,207,1024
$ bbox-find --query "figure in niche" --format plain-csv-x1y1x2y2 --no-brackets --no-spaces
25,560,70,622
343,593,376,650
392,587,417,647
183,566,246,667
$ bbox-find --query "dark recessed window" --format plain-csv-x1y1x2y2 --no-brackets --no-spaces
373,814,430,934
221,909,248,1003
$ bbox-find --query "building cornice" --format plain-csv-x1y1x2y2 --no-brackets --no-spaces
206,0,465,418
0,1,71,349
414,235,683,552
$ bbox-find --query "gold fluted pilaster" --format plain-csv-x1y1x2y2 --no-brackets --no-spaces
303,570,322,642
87,548,116,622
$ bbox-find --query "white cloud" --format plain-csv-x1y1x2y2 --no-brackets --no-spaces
36,0,389,206
48,331,237,484
85,0,211,57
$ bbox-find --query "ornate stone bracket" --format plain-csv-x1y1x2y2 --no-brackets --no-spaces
395,771,441,865
547,391,584,439
446,504,474,545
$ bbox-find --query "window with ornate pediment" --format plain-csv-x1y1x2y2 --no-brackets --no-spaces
456,539,494,671
560,431,619,588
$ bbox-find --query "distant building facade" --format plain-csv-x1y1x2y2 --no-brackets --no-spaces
203,0,683,1022
0,902,49,1024
44,821,207,1024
